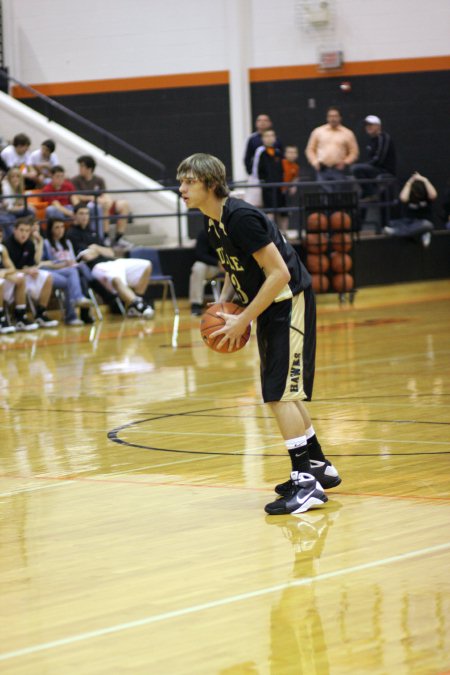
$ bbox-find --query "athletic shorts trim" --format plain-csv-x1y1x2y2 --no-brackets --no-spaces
257,286,316,402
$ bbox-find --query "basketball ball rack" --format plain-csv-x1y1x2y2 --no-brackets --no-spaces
301,190,359,304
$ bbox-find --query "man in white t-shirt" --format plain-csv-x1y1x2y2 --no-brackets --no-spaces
0,133,38,188
30,139,60,186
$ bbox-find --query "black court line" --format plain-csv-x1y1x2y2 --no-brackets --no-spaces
108,410,450,457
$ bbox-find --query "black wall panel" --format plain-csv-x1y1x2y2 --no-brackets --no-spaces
21,69,449,196
24,84,232,184
250,70,450,195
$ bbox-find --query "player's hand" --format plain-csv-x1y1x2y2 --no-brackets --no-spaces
210,311,246,352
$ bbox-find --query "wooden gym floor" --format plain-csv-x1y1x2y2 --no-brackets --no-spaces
1,279,450,674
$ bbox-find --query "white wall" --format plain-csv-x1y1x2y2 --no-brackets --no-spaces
3,0,449,85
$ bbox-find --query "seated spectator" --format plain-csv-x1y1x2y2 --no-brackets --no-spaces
0,133,38,189
4,217,59,327
1,167,36,233
351,115,396,200
41,216,95,324
31,218,93,326
67,205,154,318
41,166,80,221
384,172,437,247
258,129,285,226
72,155,131,248
189,229,222,316
0,226,38,333
30,139,60,187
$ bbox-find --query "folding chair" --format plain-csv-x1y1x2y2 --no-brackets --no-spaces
130,247,179,314
203,273,225,302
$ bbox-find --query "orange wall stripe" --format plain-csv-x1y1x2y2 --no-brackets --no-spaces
12,70,230,98
250,55,450,81
12,55,449,99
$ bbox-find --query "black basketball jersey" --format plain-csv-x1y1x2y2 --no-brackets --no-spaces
205,197,311,306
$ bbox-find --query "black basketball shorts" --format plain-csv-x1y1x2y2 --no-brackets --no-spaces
256,286,316,402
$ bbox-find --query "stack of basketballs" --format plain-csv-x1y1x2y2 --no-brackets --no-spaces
305,211,354,294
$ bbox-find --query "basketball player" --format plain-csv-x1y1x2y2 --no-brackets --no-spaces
177,153,341,515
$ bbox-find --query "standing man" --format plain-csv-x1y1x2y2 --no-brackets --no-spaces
351,115,396,200
177,153,341,515
244,113,283,176
305,107,359,190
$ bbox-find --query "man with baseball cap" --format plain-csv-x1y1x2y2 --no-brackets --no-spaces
351,115,396,200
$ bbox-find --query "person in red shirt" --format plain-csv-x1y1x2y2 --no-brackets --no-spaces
42,165,80,221
282,146,301,234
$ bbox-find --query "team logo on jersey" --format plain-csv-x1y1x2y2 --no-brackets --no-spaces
290,353,301,392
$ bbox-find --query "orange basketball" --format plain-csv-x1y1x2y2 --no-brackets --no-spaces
311,274,330,293
332,273,354,292
330,252,352,273
306,254,330,274
330,211,352,231
331,233,352,252
307,212,328,232
200,302,251,353
305,233,328,253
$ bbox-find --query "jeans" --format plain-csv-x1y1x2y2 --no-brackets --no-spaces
48,267,85,322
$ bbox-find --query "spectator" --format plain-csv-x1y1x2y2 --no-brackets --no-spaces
244,114,283,208
282,145,300,233
4,217,59,327
72,155,131,248
1,167,36,233
189,229,222,316
66,205,154,318
384,172,437,247
30,139,60,187
41,165,80,220
351,115,396,200
244,114,283,176
0,226,38,333
42,216,95,324
31,218,93,326
258,129,285,227
305,106,359,191
0,133,38,189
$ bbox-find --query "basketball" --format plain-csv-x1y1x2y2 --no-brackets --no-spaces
330,252,352,273
331,232,352,252
305,233,328,253
332,273,354,292
311,274,330,293
330,211,352,231
306,254,330,274
307,212,328,232
200,302,251,353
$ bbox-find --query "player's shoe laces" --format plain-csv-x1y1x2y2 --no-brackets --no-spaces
265,472,328,516
275,459,341,497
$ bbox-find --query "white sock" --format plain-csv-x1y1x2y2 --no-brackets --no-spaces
285,435,307,451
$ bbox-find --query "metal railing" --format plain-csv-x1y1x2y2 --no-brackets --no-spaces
2,175,399,244
4,73,167,182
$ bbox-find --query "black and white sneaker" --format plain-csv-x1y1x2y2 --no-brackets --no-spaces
275,460,341,496
265,472,328,515
15,316,39,332
36,313,59,328
127,300,154,319
0,315,15,334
